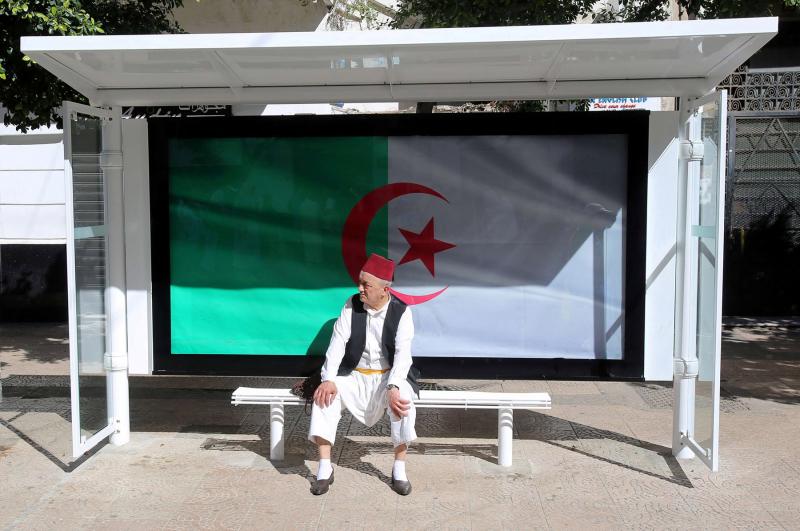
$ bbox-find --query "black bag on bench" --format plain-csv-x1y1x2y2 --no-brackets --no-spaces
291,373,321,414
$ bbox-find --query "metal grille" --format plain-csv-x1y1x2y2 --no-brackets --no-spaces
726,115,800,234
417,381,491,391
633,384,750,413
719,67,800,112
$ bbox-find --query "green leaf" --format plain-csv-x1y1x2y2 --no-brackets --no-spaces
0,1,187,130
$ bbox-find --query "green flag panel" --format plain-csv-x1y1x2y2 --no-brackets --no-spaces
169,136,388,355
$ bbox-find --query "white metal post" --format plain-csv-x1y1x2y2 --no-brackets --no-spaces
270,404,285,460
64,104,82,459
673,96,701,459
498,407,513,467
102,106,130,446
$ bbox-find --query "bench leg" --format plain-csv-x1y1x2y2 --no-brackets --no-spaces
270,404,285,461
498,408,513,467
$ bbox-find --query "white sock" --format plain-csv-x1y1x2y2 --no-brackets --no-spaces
392,460,407,481
317,459,332,480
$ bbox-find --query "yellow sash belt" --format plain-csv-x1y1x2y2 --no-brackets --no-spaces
354,368,389,375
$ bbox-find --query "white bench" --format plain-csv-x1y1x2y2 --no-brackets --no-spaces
232,387,552,467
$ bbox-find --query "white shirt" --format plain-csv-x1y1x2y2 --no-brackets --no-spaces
320,295,414,388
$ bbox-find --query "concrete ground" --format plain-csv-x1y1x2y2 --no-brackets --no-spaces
0,321,799,530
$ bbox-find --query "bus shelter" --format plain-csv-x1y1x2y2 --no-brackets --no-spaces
22,17,777,470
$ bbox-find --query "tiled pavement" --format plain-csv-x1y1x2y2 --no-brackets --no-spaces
0,322,799,530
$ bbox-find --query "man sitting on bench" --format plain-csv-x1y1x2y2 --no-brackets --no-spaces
308,253,419,496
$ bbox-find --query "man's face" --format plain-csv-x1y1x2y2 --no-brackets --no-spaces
358,272,388,309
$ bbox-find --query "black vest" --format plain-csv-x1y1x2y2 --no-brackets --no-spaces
338,294,420,394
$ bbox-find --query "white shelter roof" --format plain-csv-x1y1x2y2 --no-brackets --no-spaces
22,17,776,106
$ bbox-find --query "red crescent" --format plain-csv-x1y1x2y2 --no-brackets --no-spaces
388,286,448,305
341,182,449,306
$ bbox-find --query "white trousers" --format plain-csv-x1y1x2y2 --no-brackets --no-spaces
308,371,417,448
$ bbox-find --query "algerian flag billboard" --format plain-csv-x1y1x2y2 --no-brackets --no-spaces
159,114,642,370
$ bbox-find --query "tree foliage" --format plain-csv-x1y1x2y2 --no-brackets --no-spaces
392,0,597,28
674,0,799,19
1,0,185,132
593,0,670,22
393,0,799,28
84,0,183,35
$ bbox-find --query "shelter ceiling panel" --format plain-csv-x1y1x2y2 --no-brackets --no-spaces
219,49,390,86
553,35,756,81
68,50,228,89
21,18,778,104
387,43,563,84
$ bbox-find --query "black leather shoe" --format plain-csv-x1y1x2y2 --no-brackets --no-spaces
391,475,412,496
311,470,334,495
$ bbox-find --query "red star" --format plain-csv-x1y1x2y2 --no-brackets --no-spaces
398,218,456,276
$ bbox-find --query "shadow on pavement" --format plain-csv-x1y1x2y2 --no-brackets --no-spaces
0,412,103,473
0,322,69,367
193,408,692,489
721,324,800,405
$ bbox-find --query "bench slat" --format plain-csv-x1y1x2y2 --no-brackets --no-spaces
232,387,551,409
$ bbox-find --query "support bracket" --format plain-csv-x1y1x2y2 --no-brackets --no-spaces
679,139,705,162
104,351,129,371
673,358,699,378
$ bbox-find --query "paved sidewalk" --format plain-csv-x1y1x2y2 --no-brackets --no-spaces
0,322,798,530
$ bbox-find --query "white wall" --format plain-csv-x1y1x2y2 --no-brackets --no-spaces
0,123,66,243
644,111,680,380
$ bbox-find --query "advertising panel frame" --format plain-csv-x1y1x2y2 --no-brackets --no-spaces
149,111,649,380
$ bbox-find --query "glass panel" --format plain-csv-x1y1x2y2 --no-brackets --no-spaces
693,98,723,451
70,114,109,443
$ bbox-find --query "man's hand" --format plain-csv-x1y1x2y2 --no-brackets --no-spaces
388,387,411,418
314,380,338,408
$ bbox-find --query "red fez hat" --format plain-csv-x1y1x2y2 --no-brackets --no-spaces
361,253,394,282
